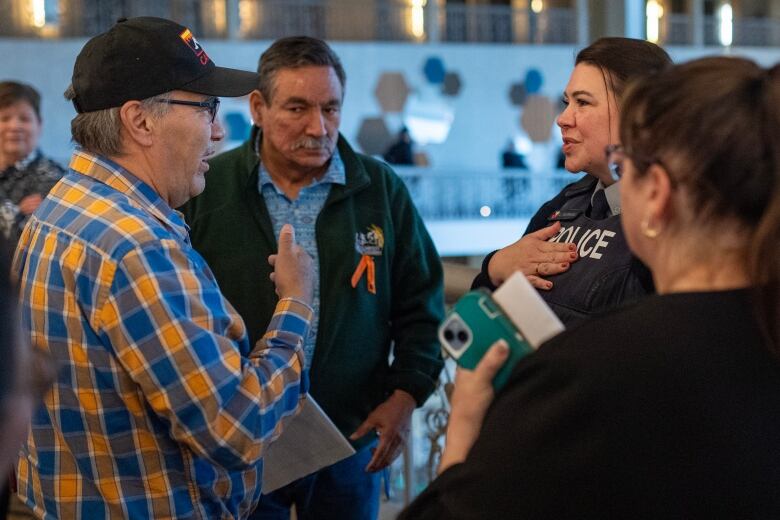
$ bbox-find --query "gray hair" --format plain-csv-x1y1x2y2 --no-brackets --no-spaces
257,36,346,103
63,85,171,157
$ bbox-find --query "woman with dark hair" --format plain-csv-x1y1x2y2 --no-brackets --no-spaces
401,56,780,518
472,38,672,324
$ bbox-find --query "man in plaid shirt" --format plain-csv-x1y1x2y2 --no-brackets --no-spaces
12,17,313,519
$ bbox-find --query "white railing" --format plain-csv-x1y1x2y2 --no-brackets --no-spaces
394,167,583,221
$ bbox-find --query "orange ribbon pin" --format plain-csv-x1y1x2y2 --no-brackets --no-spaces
351,254,376,294
352,224,383,295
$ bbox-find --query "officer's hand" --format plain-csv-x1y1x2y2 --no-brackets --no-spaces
268,224,313,304
487,221,578,290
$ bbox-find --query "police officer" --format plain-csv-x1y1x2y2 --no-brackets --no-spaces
472,38,670,324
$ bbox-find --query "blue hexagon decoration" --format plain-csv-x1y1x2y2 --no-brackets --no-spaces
524,68,543,94
423,57,446,85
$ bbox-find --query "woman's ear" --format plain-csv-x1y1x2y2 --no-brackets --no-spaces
645,162,674,225
118,100,154,148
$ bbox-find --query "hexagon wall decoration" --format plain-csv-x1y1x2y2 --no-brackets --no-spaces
442,72,463,97
524,68,544,94
509,82,528,107
374,72,411,113
520,95,557,143
423,56,446,85
356,117,393,156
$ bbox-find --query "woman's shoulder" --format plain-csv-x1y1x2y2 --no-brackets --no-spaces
514,289,763,387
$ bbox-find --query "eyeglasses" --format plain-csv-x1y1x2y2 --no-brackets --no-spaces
155,97,220,123
605,144,626,181
605,144,672,184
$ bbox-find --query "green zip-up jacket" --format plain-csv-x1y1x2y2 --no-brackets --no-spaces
181,130,444,448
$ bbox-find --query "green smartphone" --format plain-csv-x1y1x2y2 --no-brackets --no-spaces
438,288,535,390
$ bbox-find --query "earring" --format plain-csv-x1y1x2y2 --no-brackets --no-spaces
641,215,661,238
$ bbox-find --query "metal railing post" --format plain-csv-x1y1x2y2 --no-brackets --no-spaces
226,0,239,39
577,0,589,46
427,0,441,43
691,0,704,46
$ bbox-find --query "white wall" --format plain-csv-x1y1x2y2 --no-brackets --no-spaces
3,38,777,170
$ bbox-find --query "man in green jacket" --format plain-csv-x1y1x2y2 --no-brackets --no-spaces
181,36,444,519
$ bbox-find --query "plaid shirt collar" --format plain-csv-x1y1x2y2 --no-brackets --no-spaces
69,148,190,242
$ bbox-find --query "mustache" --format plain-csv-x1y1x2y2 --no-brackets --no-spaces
291,137,333,151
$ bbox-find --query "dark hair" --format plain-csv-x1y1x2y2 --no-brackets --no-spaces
0,81,42,120
257,36,346,103
575,38,672,145
620,56,780,349
575,37,672,100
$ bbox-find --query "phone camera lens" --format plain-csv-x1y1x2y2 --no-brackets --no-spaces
444,329,454,341
457,330,469,343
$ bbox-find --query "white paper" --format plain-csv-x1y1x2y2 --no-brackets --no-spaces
262,395,356,493
492,271,565,348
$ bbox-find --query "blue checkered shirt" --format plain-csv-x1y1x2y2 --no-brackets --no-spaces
258,148,345,368
13,149,312,519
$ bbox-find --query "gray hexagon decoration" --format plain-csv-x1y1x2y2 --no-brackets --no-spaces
441,72,462,97
509,82,527,107
423,56,446,85
356,117,393,156
374,72,411,113
520,95,557,143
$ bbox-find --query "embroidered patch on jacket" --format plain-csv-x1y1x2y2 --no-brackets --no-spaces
355,224,384,256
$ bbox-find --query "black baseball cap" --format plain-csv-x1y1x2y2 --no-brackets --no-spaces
71,17,259,113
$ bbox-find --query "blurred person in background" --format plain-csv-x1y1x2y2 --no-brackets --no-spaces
402,56,780,519
383,126,415,166
0,82,64,242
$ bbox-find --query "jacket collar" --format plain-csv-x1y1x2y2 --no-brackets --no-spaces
563,174,599,197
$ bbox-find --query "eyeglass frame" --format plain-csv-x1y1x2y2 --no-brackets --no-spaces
605,144,680,194
605,144,627,181
154,97,220,123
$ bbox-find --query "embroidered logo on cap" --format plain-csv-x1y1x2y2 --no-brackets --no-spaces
179,28,210,66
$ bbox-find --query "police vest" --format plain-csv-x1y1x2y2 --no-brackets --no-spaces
539,180,652,325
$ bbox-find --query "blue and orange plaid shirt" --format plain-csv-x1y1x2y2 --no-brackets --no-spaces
13,149,312,519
